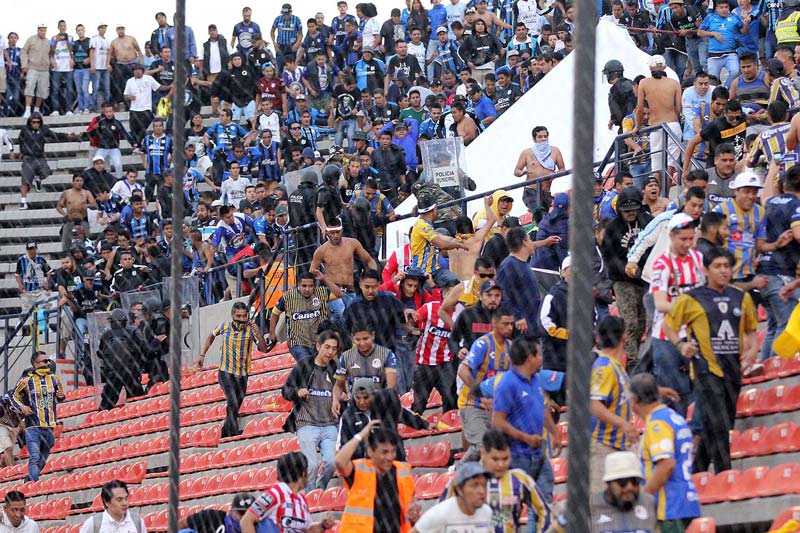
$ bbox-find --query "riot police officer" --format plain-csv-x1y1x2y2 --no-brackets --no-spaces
288,170,319,272
316,165,345,232
776,0,800,47
96,309,148,410
604,60,637,133
141,298,170,389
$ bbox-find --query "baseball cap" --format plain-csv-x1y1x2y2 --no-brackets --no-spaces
301,147,315,159
465,7,477,13
668,0,684,4
603,451,644,482
501,216,521,228
211,199,224,207
479,280,502,294
354,131,368,141
362,46,375,54
667,212,697,231
766,58,785,78
231,493,255,511
97,22,108,29
238,199,254,211
295,93,307,100
26,242,37,250
92,154,105,162
561,255,571,270
553,192,569,210
352,377,377,395
498,194,514,203
37,23,47,29
454,462,489,486
185,141,197,149
507,49,520,57
416,191,436,213
618,196,642,211
281,3,292,13
116,23,125,29
648,55,666,69
275,204,289,216
729,171,764,189
436,26,448,34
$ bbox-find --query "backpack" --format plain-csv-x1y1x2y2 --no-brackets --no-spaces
92,511,143,533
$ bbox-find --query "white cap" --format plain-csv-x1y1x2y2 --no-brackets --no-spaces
436,26,448,34
561,255,571,270
37,23,47,29
97,22,108,28
116,23,125,28
648,54,666,69
92,154,105,162
729,171,764,190
667,212,697,231
211,199,224,207
603,451,644,482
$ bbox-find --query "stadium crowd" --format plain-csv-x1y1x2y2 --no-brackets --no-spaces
3,0,800,531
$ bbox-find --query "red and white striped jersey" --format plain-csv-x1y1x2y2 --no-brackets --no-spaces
416,301,452,365
247,482,312,533
649,249,705,340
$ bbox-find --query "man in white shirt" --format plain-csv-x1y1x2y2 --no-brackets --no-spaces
255,99,282,143
49,21,75,116
111,169,145,203
89,23,111,111
220,161,251,208
412,462,493,532
123,64,170,148
79,480,146,533
0,34,7,111
0,491,39,533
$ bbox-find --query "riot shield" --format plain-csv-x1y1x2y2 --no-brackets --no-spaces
162,276,201,368
88,311,110,409
420,137,468,198
284,167,321,196
121,289,161,328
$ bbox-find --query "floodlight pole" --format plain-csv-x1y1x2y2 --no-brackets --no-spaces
565,0,597,530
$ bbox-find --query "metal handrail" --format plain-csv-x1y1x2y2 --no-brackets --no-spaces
2,295,59,391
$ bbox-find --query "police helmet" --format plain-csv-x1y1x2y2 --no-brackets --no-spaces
322,164,341,185
109,308,128,328
602,59,624,75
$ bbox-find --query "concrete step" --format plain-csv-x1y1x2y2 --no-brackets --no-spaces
0,258,60,274
0,226,62,242
0,170,146,192
0,105,214,129
0,241,62,260
0,208,63,224
0,191,61,206
0,154,142,176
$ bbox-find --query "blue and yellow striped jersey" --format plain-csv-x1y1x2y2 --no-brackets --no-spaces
590,353,632,450
713,198,767,279
11,370,63,428
410,218,441,274
458,332,511,409
641,404,701,521
769,77,800,109
214,322,255,377
748,122,793,170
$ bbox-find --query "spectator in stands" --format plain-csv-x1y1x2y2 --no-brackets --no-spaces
446,278,502,359
695,211,728,260
241,452,334,533
630,373,701,531
96,308,147,410
664,247,758,473
111,170,145,203
90,103,138,180
458,306,514,463
180,493,253,533
0,395,23,468
20,24,51,119
336,421,422,531
110,250,146,297
206,205,255,298
589,316,637,495
16,111,76,209
1,491,38,533
415,461,493,531
539,256,571,404
10,352,65,481
79,480,146,533
492,338,560,505
281,329,342,491
83,155,116,197
15,242,51,312
200,302,269,438
343,269,408,353
269,270,342,361
410,191,469,287
337,377,377,460
589,452,656,533
496,226,541,340
56,174,97,252
602,187,653,370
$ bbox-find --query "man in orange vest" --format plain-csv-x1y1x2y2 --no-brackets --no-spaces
335,420,422,532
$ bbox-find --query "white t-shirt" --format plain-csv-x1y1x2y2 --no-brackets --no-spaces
413,498,493,533
110,179,145,202
0,512,40,533
408,42,427,70
52,37,73,72
0,36,6,67
124,75,162,112
90,35,110,70
363,17,381,46
220,176,251,208
79,511,147,533
256,112,282,143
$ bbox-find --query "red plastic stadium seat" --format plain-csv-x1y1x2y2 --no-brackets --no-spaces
703,470,740,504
318,486,347,512
204,473,225,496
551,457,567,484
414,473,440,500
686,517,716,533
763,357,788,381
781,384,800,412
305,489,324,512
758,463,800,497
431,471,455,498
765,422,800,454
736,388,761,417
782,356,800,378
728,466,767,501
731,426,768,458
753,385,790,415
770,506,800,531
692,472,713,504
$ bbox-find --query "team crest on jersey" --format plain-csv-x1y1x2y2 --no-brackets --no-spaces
718,302,728,314
634,505,649,520
733,307,741,317
372,358,382,368
312,297,320,307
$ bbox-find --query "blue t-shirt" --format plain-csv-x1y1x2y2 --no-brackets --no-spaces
206,122,250,156
493,367,546,459
470,95,497,124
734,7,760,53
699,12,744,53
210,213,253,260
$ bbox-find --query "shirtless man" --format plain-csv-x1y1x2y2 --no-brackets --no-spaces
310,218,378,290
784,108,800,152
475,0,512,34
56,173,97,252
513,125,565,211
634,54,682,183
451,102,479,145
641,176,670,215
108,24,143,106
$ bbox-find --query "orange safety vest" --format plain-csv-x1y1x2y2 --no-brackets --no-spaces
252,265,296,312
340,459,415,533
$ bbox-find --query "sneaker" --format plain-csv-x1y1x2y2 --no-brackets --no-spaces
65,111,74,116
19,201,27,210
50,111,60,117
22,109,31,119
132,148,142,155
33,177,43,192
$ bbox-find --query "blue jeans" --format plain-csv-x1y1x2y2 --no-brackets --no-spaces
432,268,459,288
664,49,688,80
765,31,778,62
328,292,358,326
4,76,21,116
91,70,110,110
50,71,74,114
289,345,315,362
95,148,123,179
25,427,55,481
335,119,358,152
297,424,338,491
630,161,653,189
686,36,708,74
395,337,418,394
73,69,91,111
707,53,739,87
652,338,691,417
760,274,800,360
512,453,553,533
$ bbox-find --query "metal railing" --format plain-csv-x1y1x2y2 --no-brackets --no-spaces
1,295,59,391
610,123,689,191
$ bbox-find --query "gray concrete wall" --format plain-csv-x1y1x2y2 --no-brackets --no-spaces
197,296,249,368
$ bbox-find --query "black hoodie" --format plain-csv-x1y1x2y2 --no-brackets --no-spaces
601,187,653,286
18,113,71,159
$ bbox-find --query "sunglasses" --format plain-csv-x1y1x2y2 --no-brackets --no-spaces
290,126,300,130
478,273,495,279
614,477,641,487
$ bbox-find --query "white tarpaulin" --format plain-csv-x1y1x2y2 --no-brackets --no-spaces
385,20,678,254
